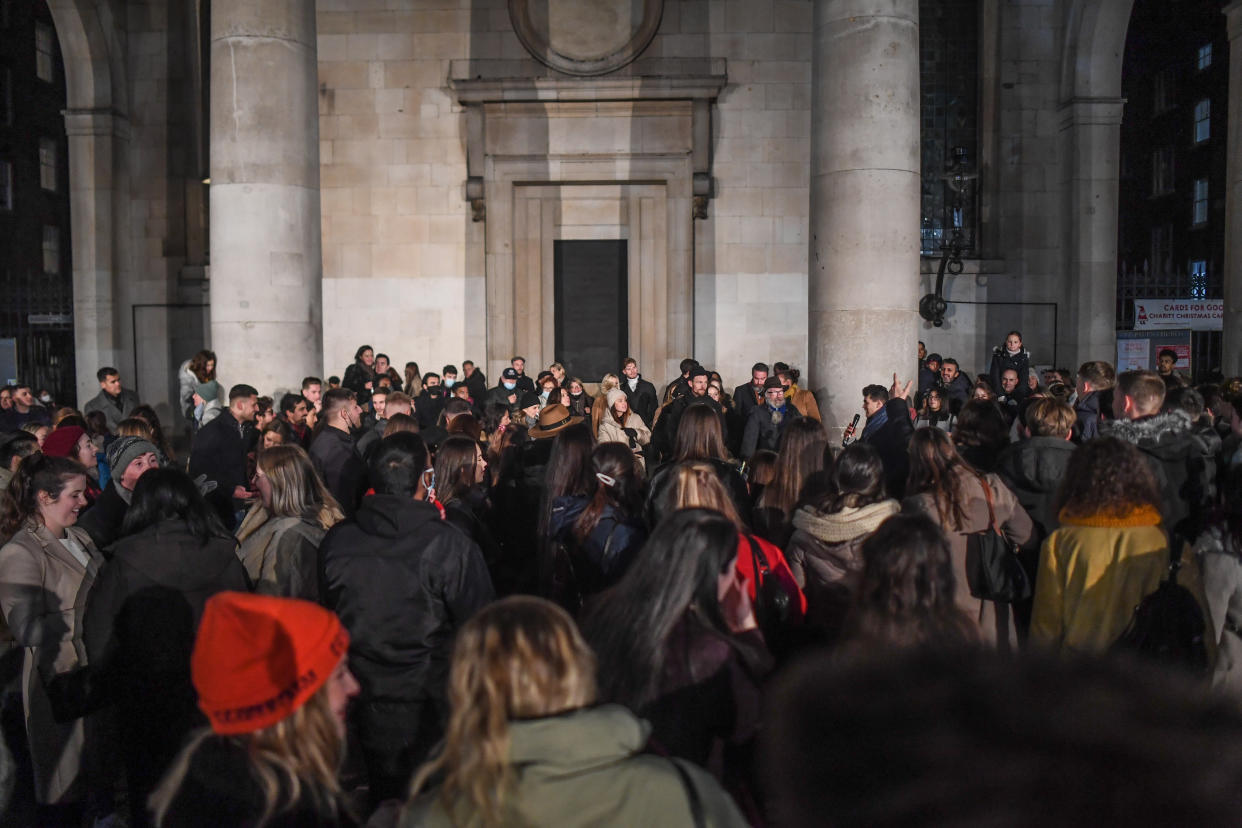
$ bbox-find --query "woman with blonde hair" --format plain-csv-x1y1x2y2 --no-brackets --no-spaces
150,591,360,826
589,372,621,437
236,445,343,600
403,595,746,827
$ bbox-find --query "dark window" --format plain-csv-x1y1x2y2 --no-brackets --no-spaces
553,240,627,383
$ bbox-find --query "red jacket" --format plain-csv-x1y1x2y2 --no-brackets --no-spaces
735,533,807,618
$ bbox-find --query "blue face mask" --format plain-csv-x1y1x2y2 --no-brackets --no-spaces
444,378,456,388
540,390,550,401
503,381,516,390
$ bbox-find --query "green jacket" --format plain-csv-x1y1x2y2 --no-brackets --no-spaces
401,704,747,827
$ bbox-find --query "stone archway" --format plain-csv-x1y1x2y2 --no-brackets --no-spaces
45,0,129,404
1056,0,1136,368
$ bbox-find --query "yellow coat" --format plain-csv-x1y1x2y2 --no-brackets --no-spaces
1030,505,1169,655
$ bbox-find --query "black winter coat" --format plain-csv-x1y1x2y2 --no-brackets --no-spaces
342,360,375,406
995,436,1077,537
988,348,1031,396
309,427,367,518
78,480,130,552
1103,410,1216,537
464,369,488,402
548,496,647,598
319,494,495,704
622,376,659,426
732,382,764,422
740,404,791,459
188,409,250,526
862,399,915,498
157,737,356,828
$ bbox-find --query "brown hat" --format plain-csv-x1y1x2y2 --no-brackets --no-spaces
529,403,583,439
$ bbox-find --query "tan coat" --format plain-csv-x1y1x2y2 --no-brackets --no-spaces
904,469,1035,650
596,411,652,470
0,522,102,803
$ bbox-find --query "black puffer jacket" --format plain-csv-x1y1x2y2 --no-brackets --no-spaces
78,480,130,552
1103,410,1216,536
342,360,375,406
319,494,495,704
989,347,1031,395
994,436,1077,537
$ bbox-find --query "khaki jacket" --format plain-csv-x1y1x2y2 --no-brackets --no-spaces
0,522,102,803
402,705,747,827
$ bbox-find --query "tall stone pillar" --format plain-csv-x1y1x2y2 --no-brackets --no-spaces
210,0,322,396
1058,97,1124,371
1223,2,1242,375
808,0,921,437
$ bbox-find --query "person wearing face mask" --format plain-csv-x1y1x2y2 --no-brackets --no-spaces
309,388,367,519
536,373,559,408
2,384,51,431
487,367,523,414
0,454,103,823
319,432,494,809
441,364,460,395
416,372,448,430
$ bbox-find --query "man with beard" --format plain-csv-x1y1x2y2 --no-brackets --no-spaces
651,367,724,462
310,387,367,517
733,362,770,422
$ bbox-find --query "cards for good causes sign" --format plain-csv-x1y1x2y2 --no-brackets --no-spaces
1133,298,1222,331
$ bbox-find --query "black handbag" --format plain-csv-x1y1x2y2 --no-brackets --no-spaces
964,477,1032,603
746,534,792,642
1113,535,1208,674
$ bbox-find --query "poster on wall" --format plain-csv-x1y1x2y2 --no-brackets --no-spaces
1116,329,1191,372
1133,298,1222,330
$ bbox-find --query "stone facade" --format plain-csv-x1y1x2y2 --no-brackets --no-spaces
45,0,1242,427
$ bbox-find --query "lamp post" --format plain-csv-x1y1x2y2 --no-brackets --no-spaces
919,146,977,327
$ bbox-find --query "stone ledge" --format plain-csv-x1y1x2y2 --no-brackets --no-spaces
449,58,727,103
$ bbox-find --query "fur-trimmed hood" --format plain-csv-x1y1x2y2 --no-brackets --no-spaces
1103,409,1195,447
791,500,900,544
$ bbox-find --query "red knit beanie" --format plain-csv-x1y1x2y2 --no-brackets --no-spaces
192,591,349,735
42,426,85,459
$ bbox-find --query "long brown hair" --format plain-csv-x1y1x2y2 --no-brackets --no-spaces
573,443,642,544
188,350,217,383
844,513,977,649
1054,437,1162,520
905,428,985,531
407,597,596,827
434,436,482,507
671,403,730,462
404,362,422,397
663,461,745,529
758,417,827,518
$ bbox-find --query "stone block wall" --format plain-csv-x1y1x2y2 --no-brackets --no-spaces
315,0,814,390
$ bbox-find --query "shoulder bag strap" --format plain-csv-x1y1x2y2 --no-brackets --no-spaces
977,474,999,533
668,757,706,828
746,533,769,579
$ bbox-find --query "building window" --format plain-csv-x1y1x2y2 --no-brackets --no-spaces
1151,224,1172,270
1198,44,1212,71
39,138,56,191
1153,70,1175,114
35,23,54,83
1194,99,1211,143
42,225,59,274
1151,147,1174,195
1193,178,1209,225
1190,259,1208,299
0,161,11,210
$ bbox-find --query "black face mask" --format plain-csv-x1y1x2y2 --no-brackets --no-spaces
425,386,446,398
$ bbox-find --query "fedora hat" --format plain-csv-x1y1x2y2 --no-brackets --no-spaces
529,403,583,439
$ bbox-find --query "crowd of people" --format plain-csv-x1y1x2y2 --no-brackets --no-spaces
0,334,1240,826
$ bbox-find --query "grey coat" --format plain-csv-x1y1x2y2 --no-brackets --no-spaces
82,388,140,432
1198,525,1242,697
0,523,102,803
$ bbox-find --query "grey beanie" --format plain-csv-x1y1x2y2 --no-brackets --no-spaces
106,436,159,482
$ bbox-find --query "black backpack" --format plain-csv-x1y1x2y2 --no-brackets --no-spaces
1112,534,1208,674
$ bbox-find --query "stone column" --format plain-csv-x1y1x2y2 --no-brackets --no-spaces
1224,2,1242,375
1057,97,1124,371
808,0,921,438
64,108,127,405
210,0,322,396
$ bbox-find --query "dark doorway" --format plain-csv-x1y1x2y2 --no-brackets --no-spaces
554,240,627,382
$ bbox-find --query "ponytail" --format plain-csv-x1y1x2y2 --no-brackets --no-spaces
0,454,86,538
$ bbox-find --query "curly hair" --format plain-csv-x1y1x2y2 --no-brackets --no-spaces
1054,437,1162,519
